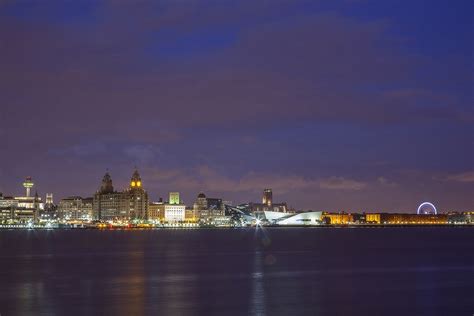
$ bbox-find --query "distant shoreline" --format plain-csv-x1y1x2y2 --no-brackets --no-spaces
0,224,472,230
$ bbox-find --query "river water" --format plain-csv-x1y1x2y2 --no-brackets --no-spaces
0,227,472,315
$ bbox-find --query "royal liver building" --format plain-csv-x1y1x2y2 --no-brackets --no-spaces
93,169,148,221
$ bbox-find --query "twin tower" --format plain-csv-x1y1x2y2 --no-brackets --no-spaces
93,169,148,221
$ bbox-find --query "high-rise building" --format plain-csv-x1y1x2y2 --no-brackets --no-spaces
93,169,148,221
127,169,148,220
93,172,126,220
262,188,272,206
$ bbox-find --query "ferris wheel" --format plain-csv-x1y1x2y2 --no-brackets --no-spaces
417,202,437,215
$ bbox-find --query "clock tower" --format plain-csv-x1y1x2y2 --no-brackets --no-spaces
128,168,148,220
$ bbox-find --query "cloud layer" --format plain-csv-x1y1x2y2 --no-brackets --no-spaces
0,0,472,211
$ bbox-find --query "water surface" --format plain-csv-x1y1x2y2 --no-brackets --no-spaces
0,227,472,315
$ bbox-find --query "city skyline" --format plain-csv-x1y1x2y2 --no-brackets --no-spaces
0,171,471,214
1,1,473,212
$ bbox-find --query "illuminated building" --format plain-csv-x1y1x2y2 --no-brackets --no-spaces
249,189,290,218
447,212,472,224
193,192,225,222
126,169,148,220
164,192,185,222
185,208,199,222
365,213,381,224
93,169,148,221
379,213,448,224
149,193,186,223
42,193,57,219
262,189,272,206
93,172,127,220
46,193,53,205
58,196,93,220
148,201,165,221
0,193,18,223
23,176,34,197
169,192,180,204
322,213,353,225
265,211,323,225
164,203,186,222
193,193,208,213
0,178,44,223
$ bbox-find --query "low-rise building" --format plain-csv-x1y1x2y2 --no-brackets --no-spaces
164,192,185,222
58,196,93,220
366,213,381,224
322,212,353,225
193,192,228,222
149,193,187,223
380,213,448,224
148,201,165,222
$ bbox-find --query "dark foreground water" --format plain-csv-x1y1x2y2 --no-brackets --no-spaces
0,227,472,316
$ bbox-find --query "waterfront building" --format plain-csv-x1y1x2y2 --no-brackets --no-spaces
0,178,44,223
93,169,148,221
164,203,186,222
185,208,199,222
447,212,472,224
93,172,127,220
148,201,165,222
265,211,323,225
379,213,448,225
351,213,366,224
126,169,148,220
193,193,208,212
193,192,225,222
322,213,354,225
365,213,381,224
164,192,185,222
41,193,57,220
0,193,18,223
149,193,186,223
58,196,93,220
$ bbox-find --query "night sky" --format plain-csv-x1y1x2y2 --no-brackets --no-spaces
0,0,472,212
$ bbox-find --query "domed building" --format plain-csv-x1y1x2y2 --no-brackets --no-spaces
193,192,225,222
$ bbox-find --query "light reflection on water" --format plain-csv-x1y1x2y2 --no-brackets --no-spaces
0,228,472,315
